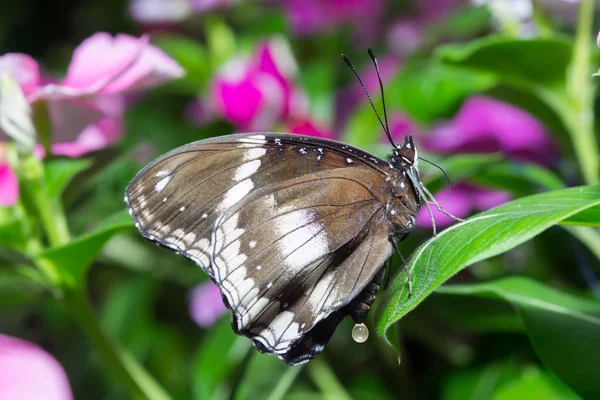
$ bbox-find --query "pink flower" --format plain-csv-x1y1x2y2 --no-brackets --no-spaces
51,118,123,158
0,33,183,159
32,33,184,101
0,162,19,207
281,0,383,38
416,184,512,228
0,334,73,400
389,113,421,143
210,37,307,131
287,118,335,139
423,96,556,165
189,281,227,328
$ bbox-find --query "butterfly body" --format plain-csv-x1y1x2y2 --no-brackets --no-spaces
125,132,421,364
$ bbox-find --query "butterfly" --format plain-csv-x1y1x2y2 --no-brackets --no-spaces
124,49,459,365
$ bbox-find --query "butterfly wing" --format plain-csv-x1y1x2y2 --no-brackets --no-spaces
125,134,395,364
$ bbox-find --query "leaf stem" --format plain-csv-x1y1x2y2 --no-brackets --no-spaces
62,283,173,400
565,0,598,185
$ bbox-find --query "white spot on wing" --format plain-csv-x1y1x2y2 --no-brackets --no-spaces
275,209,329,275
249,240,257,248
234,159,261,181
219,179,254,210
155,176,171,192
308,272,335,313
156,170,169,177
243,147,267,161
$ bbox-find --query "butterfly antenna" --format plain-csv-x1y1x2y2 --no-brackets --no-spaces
367,48,396,148
419,157,452,203
341,53,398,148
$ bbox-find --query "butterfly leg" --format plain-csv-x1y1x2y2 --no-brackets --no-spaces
420,183,464,223
391,236,413,298
350,267,385,324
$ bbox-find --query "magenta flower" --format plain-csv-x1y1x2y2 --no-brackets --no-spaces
287,118,335,140
210,37,307,131
0,161,19,207
0,334,73,400
416,184,512,228
281,0,383,38
189,281,227,328
389,113,421,143
423,96,555,165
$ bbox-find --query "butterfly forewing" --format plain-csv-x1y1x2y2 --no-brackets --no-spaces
125,133,397,364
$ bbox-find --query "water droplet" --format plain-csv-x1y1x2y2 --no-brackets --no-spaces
352,323,369,343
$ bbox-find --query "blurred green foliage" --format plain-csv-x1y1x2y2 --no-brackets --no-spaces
1,0,600,399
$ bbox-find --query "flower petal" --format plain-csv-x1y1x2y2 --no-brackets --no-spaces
424,96,555,164
0,162,19,207
35,33,184,100
471,186,512,211
189,281,227,328
52,118,122,158
210,56,285,131
0,334,72,400
287,118,335,139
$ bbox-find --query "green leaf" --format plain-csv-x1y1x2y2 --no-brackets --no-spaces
437,36,572,87
560,206,600,227
492,369,579,400
0,268,44,307
154,34,210,94
205,18,237,70
0,214,26,249
192,318,251,400
442,360,521,400
420,153,564,199
37,209,133,285
235,352,302,400
427,294,523,333
437,277,599,398
472,163,564,196
377,186,600,358
385,62,497,123
44,158,92,199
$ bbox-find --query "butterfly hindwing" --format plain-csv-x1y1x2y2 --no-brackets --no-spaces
125,133,395,364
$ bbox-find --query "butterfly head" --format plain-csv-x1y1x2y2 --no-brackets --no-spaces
389,135,419,174
396,135,418,169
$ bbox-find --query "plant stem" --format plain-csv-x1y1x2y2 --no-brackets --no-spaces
307,359,353,400
566,0,598,185
63,284,173,400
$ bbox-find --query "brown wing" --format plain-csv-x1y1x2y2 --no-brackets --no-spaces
125,133,395,362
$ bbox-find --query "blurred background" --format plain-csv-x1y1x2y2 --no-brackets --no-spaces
0,0,598,399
